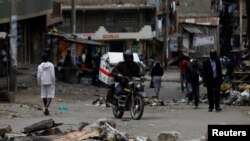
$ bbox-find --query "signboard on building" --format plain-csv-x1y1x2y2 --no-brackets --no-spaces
102,34,119,39
193,36,214,47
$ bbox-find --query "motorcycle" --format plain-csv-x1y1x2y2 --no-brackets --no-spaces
106,77,146,120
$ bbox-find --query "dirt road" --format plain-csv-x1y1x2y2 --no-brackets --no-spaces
0,70,250,141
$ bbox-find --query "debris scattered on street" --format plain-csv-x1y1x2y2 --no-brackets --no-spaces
57,105,68,112
1,118,206,141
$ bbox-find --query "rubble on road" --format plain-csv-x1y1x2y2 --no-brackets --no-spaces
0,125,12,137
0,118,208,141
155,132,180,141
22,119,63,134
196,81,250,106
200,89,250,106
92,96,167,107
90,85,250,107
0,118,151,141
92,96,106,106
144,98,165,106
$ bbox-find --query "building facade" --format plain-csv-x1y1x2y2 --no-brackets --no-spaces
0,0,62,65
156,0,220,67
58,0,156,65
156,0,247,65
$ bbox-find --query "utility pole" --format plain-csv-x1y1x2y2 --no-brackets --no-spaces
9,0,17,92
71,0,76,34
163,0,169,69
155,0,160,37
70,0,76,64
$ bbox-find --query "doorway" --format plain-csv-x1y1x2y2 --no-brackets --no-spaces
109,41,124,52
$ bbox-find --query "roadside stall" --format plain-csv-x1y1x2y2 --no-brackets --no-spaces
46,31,103,83
217,48,250,106
230,48,250,89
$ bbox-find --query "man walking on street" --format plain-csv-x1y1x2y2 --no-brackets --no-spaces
186,59,200,109
202,49,223,112
37,54,56,115
151,61,164,98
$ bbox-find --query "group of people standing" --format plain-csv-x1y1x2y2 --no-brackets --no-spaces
179,49,223,112
60,47,100,85
37,48,223,116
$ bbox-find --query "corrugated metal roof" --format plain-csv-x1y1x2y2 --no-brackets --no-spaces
66,38,103,46
182,26,202,34
47,32,103,46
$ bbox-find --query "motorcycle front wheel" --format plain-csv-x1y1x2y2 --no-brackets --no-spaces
113,108,124,119
130,95,144,120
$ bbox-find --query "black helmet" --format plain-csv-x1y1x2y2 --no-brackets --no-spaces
123,49,134,63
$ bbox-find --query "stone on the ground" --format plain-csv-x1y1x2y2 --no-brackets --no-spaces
224,91,239,105
200,136,207,141
22,119,55,133
4,133,27,141
0,125,12,136
189,136,207,141
83,118,116,130
38,127,63,136
155,131,180,141
135,136,152,141
76,121,89,131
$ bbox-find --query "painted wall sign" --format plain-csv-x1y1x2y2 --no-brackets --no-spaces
193,36,214,47
102,34,119,39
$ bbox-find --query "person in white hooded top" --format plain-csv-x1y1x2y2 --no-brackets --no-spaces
37,54,55,115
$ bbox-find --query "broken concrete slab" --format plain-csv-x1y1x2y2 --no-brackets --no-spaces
22,119,56,133
38,127,63,136
3,133,27,141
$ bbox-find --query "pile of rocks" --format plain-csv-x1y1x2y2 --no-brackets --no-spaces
0,118,207,141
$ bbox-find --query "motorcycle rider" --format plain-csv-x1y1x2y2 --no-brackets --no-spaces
110,49,141,103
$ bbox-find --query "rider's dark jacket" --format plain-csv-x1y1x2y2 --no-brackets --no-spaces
111,61,140,83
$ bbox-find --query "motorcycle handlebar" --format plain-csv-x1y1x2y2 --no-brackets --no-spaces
116,74,146,82
129,77,146,82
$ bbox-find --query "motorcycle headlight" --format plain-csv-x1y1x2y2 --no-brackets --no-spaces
136,84,141,88
136,84,144,91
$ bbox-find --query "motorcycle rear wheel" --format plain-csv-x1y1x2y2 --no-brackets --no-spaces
130,95,144,120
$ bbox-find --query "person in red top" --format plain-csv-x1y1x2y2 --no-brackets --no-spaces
179,55,188,93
